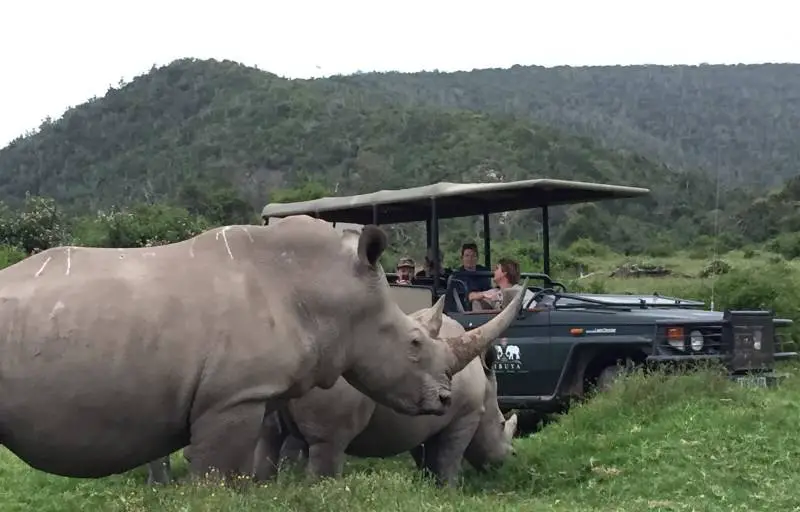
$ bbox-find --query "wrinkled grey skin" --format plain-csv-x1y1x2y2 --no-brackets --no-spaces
252,312,519,488
0,215,518,482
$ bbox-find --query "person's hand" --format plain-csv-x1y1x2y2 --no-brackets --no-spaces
482,289,502,302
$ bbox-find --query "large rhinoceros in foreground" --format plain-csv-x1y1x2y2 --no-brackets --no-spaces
251,312,519,487
0,215,522,482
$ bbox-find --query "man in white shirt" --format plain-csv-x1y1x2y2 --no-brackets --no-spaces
471,258,536,311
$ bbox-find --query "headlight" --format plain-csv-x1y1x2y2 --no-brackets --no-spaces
690,330,704,351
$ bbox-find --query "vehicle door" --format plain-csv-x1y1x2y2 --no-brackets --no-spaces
451,307,553,398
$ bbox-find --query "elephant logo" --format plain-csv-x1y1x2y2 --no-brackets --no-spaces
494,345,504,360
491,340,526,373
504,345,521,361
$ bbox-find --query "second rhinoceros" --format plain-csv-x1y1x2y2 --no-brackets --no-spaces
254,311,518,487
0,215,524,482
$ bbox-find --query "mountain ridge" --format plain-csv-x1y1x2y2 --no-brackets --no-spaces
0,57,789,255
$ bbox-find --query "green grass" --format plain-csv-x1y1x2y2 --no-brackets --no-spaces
3,361,800,511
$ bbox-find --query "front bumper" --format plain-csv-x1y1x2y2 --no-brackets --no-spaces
645,352,796,386
645,351,798,364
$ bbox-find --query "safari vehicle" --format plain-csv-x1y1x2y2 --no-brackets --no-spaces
261,178,797,415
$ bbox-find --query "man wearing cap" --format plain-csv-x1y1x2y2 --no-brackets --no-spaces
396,257,416,284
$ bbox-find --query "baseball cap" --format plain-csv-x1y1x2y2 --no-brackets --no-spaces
397,257,416,269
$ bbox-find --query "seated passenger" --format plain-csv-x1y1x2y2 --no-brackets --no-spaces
471,258,536,311
395,257,415,285
456,243,492,304
415,247,451,280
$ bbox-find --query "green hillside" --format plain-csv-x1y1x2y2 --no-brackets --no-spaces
333,63,800,189
0,58,792,257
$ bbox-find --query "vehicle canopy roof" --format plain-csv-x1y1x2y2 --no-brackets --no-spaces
261,178,650,225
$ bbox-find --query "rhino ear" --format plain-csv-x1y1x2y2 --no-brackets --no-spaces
481,345,498,374
357,225,388,268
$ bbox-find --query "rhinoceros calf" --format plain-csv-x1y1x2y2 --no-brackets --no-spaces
254,312,518,487
0,215,524,482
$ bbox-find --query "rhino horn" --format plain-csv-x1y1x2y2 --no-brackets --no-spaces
504,413,518,442
445,278,528,374
415,295,446,338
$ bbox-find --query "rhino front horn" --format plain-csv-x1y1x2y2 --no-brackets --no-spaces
445,278,529,374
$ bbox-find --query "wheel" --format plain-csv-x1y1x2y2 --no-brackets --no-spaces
595,364,626,392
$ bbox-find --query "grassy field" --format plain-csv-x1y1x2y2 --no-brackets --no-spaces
2,250,799,511
3,362,800,511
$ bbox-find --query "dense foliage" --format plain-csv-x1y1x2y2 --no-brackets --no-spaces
0,58,797,260
333,63,800,189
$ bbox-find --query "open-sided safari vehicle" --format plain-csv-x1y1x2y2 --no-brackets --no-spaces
261,178,797,415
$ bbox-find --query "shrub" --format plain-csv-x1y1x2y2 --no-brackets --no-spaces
766,233,800,260
0,245,28,270
566,238,612,258
72,204,210,248
699,259,731,278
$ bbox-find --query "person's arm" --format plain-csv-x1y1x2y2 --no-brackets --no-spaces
471,288,501,304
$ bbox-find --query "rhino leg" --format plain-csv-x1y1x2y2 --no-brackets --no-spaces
410,445,425,470
252,411,287,482
146,456,172,485
418,416,481,487
186,402,273,486
306,441,348,479
280,435,309,467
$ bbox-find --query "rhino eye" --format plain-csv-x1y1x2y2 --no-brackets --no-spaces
411,338,422,348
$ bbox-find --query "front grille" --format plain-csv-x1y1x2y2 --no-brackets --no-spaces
654,311,779,371
654,323,725,356
723,311,775,371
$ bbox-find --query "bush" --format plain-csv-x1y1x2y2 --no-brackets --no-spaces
742,247,758,259
0,195,69,253
550,252,585,278
566,238,612,258
766,233,800,260
0,245,28,270
71,204,210,248
699,259,731,278
492,239,541,273
644,242,674,258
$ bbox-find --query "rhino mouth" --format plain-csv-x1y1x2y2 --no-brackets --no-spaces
413,382,452,416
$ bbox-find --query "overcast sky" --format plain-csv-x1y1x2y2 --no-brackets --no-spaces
1,0,798,149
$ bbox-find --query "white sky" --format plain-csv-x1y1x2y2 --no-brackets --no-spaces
1,0,798,150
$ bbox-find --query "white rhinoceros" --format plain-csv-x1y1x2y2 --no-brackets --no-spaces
0,215,523,482
251,312,519,487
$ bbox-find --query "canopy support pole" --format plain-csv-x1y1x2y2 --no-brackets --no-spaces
482,212,491,268
430,198,440,306
542,205,551,287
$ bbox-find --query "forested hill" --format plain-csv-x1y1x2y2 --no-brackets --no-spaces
0,58,791,255
330,63,800,188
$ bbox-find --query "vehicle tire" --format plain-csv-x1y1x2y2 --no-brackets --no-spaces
595,364,626,392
